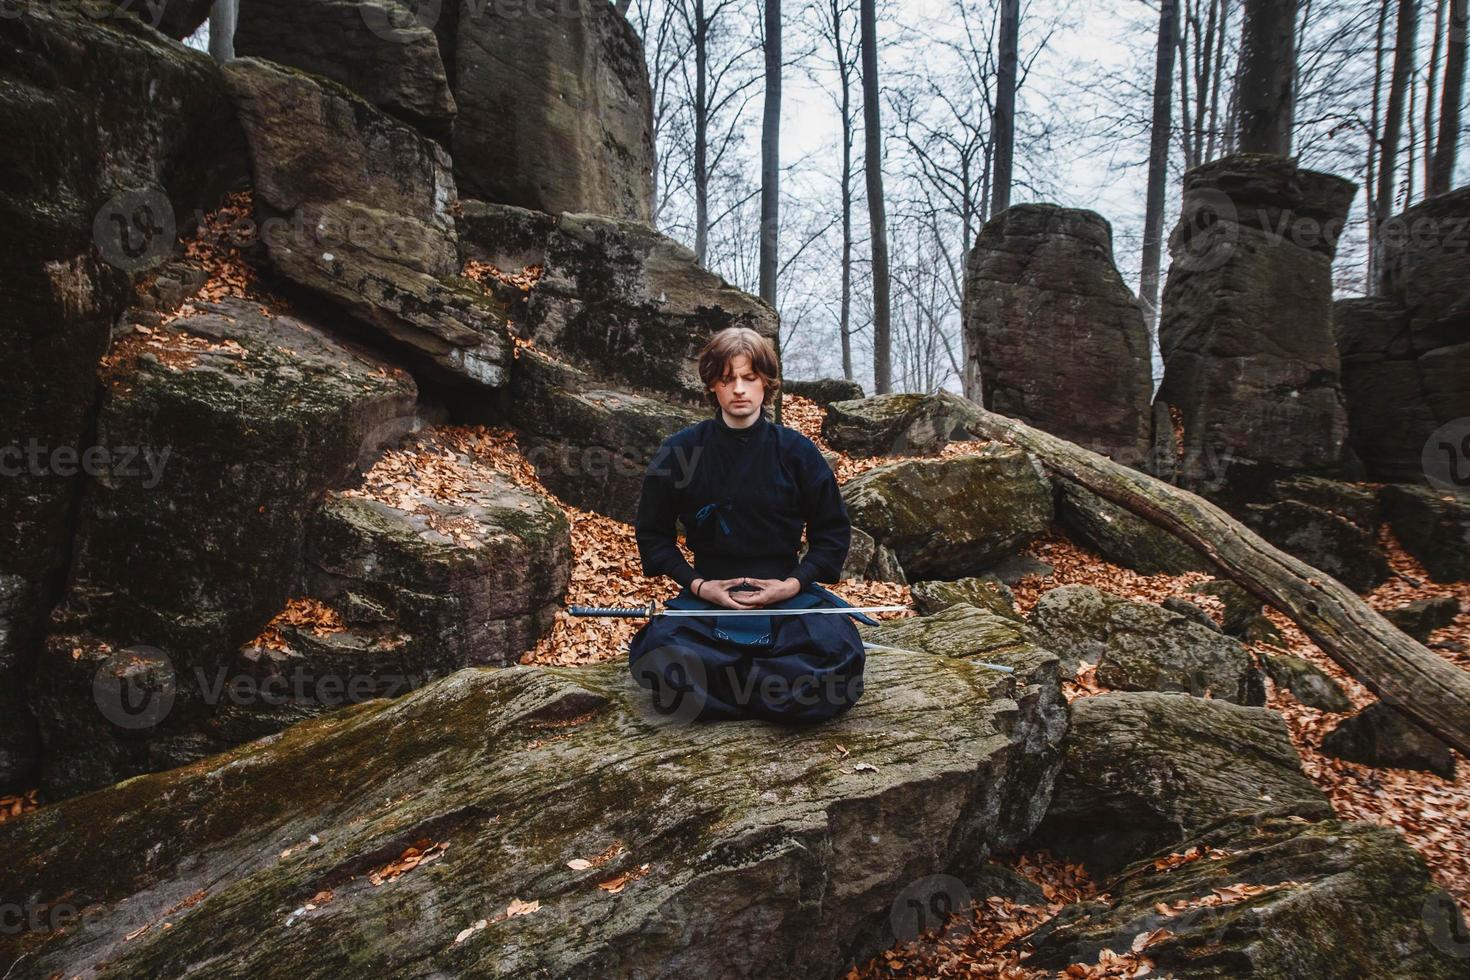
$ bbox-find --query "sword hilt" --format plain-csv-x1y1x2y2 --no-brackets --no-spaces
569,603,656,618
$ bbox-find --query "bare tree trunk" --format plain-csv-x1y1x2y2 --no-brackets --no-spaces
1366,0,1391,287
860,0,891,394
208,0,236,62
1236,0,1297,154
1430,0,1467,196
960,405,1470,757
1141,0,1179,337
1206,0,1229,161
1375,0,1419,292
1407,63,1419,204
616,0,632,14
759,0,781,307
1425,0,1446,192
1177,0,1195,169
833,0,855,383
694,0,711,265
990,0,1019,215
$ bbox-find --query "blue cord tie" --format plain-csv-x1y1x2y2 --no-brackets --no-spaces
695,501,734,535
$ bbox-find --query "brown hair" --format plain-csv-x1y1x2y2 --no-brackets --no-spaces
697,327,780,409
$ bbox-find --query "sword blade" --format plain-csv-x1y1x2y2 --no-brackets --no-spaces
656,604,911,617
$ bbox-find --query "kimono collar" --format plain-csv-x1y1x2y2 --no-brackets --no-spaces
712,408,769,439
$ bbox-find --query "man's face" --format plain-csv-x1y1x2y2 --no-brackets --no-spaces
711,354,765,423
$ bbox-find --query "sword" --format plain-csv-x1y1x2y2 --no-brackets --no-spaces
569,603,912,618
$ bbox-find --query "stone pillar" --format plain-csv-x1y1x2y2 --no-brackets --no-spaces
1154,153,1357,499
963,204,1154,468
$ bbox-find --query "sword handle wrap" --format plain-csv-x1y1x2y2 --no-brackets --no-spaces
569,604,655,617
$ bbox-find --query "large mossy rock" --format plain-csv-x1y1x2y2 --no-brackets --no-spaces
452,0,653,221
234,0,458,143
211,433,574,742
32,297,417,800
858,603,1069,850
1155,154,1357,495
0,3,247,786
0,647,1063,978
840,445,1054,581
1021,813,1470,978
1237,476,1388,593
821,391,987,458
507,346,705,522
1029,692,1332,875
1381,484,1470,583
783,377,865,407
962,204,1154,468
457,201,777,402
99,0,215,39
1029,586,1264,704
221,57,511,389
909,576,1022,621
1056,480,1213,575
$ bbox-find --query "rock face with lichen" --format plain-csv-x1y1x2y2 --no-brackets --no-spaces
0,647,1064,979
452,0,654,221
822,391,990,458
963,204,1154,468
0,2,248,787
31,297,417,800
234,0,458,143
840,445,1055,581
221,56,511,389
1154,154,1358,497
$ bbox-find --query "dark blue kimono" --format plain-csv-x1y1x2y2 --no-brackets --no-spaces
628,409,873,723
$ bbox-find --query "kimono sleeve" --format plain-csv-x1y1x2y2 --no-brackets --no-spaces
790,443,852,589
634,440,698,590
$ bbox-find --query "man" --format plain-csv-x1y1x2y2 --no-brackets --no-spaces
628,326,872,723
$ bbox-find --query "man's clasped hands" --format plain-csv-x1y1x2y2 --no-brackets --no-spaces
690,576,802,609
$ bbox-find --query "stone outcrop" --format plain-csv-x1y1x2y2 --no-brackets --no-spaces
0,4,247,786
1029,586,1264,704
1022,813,1470,978
221,57,511,389
458,201,778,403
822,391,990,458
0,647,1064,978
963,204,1154,467
1239,479,1389,593
1029,691,1333,875
100,0,215,39
1381,484,1470,583
909,576,1022,621
453,0,654,221
508,347,706,523
1262,653,1352,713
1336,187,1470,483
841,446,1055,581
1385,596,1461,642
1155,154,1357,497
234,0,458,144
1320,701,1458,780
32,297,417,800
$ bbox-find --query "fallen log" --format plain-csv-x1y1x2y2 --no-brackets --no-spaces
957,404,1470,757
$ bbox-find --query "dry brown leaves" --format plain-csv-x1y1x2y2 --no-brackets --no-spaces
0,788,40,826
368,838,450,886
249,597,348,653
462,259,544,295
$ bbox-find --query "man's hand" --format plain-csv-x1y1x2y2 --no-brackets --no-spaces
694,577,763,610
726,577,802,608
